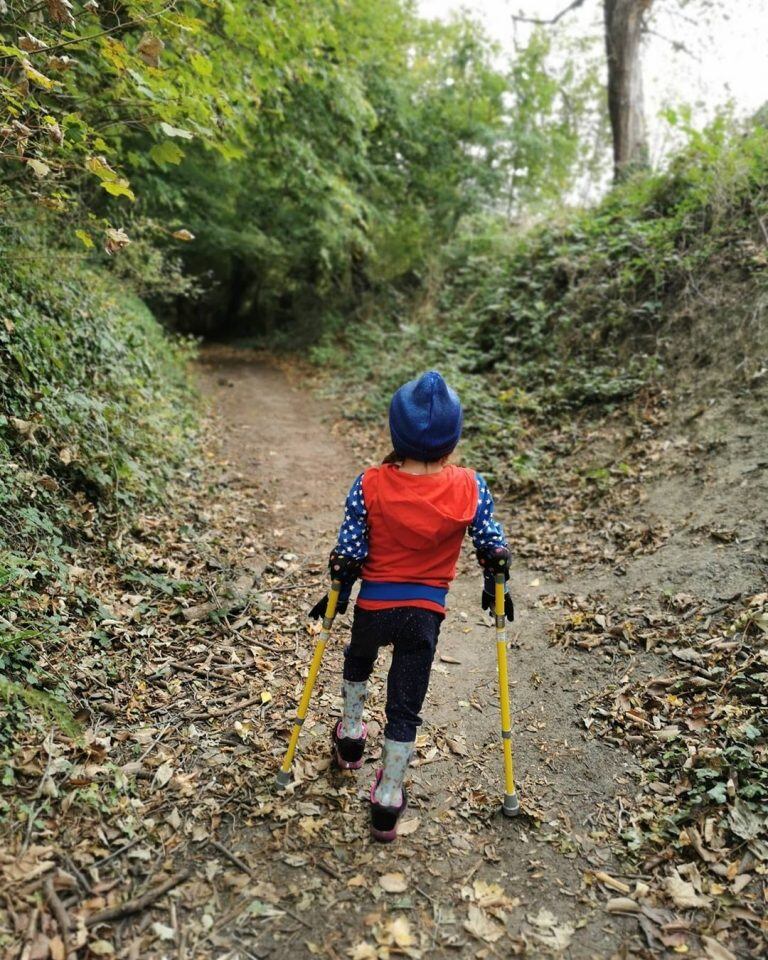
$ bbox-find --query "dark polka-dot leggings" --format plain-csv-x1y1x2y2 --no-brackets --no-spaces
343,605,443,743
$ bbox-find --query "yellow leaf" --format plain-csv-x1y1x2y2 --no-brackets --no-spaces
75,229,94,249
464,903,504,943
49,936,66,960
89,941,114,956
472,878,508,907
298,816,325,838
23,59,56,89
86,155,118,181
101,179,135,201
101,37,128,71
347,944,377,960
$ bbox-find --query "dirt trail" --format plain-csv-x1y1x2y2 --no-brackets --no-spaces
5,351,764,959
197,349,642,959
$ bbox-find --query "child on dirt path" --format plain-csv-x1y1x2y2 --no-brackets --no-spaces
309,371,514,842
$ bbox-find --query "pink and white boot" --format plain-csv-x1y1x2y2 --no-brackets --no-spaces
370,739,412,842
332,680,368,771
332,720,368,770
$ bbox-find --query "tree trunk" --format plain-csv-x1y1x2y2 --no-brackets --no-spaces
604,0,652,180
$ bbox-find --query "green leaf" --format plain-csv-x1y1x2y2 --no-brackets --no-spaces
150,142,185,166
190,54,212,77
707,783,727,804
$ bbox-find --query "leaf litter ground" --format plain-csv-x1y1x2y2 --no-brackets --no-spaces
1,347,766,959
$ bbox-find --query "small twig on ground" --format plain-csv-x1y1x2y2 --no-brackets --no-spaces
416,885,437,905
136,725,174,766
315,859,342,881
23,729,56,853
189,693,264,720
167,661,237,682
91,837,144,869
86,866,192,927
62,854,92,896
20,907,40,960
208,839,253,877
44,878,72,956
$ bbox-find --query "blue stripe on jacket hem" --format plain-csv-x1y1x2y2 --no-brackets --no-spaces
358,580,448,605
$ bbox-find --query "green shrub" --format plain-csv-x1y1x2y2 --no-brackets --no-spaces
0,230,198,749
0,248,197,555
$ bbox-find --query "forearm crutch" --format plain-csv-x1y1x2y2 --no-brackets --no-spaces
495,571,520,816
276,580,342,789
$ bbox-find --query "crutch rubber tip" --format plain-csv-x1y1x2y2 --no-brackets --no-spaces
502,793,520,818
275,769,292,790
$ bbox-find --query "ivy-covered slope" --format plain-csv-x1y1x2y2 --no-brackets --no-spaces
0,250,196,743
311,117,768,487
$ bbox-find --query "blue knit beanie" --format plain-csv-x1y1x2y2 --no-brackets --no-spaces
389,371,463,462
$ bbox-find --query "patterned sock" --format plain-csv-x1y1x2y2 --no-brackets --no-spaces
374,738,413,807
340,680,367,739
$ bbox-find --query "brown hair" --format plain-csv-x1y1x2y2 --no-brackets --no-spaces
381,449,454,466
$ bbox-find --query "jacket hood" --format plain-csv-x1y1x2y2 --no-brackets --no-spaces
375,464,476,550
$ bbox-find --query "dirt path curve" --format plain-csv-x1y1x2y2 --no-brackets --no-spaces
197,348,640,959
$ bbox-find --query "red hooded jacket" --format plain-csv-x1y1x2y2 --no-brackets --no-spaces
357,464,478,614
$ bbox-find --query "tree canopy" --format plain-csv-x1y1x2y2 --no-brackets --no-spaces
1,0,605,334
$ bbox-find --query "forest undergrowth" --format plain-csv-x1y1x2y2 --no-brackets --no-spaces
0,245,196,768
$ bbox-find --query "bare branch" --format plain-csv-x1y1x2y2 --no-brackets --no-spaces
643,26,700,61
511,0,588,27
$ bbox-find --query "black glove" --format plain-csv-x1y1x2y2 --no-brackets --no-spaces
481,581,515,621
478,545,514,621
328,550,363,585
309,593,349,620
309,551,363,620
476,544,511,578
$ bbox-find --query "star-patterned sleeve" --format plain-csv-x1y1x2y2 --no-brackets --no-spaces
468,473,507,551
334,473,369,562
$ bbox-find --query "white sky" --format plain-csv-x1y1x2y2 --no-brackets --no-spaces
418,0,768,163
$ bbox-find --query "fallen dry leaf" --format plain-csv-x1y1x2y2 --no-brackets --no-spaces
379,872,408,894
605,897,640,914
702,936,737,960
397,817,420,836
662,872,712,909
464,903,504,943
